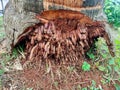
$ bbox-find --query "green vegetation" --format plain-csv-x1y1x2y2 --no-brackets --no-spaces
89,35,120,87
80,1,120,88
0,46,23,78
104,0,120,28
82,61,91,71
114,84,120,90
82,80,103,90
83,30,119,86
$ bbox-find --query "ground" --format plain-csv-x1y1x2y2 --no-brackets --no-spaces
0,16,120,90
0,58,115,90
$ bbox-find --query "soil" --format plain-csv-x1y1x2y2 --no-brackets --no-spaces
1,58,115,90
0,39,116,90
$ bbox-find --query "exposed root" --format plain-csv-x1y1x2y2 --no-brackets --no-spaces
16,10,114,65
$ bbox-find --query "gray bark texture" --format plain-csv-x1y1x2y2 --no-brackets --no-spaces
4,0,107,51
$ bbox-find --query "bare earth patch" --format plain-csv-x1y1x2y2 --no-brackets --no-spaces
1,59,115,90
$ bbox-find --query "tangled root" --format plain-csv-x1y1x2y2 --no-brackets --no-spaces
16,10,114,65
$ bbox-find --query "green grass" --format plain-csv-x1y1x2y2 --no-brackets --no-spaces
90,32,120,86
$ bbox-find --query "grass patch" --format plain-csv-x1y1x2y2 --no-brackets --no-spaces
91,34,120,86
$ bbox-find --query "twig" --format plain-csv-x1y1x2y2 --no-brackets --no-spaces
29,44,38,60
36,15,49,23
70,81,91,85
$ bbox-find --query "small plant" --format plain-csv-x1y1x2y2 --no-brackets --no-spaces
89,80,103,90
0,45,25,77
94,32,120,88
98,65,106,72
0,69,4,75
12,48,19,59
114,84,120,90
82,61,91,71
86,46,96,60
87,52,95,60
104,0,120,28
81,80,103,90
82,87,87,90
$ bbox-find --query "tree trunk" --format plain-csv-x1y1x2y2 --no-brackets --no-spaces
43,0,105,20
4,0,107,51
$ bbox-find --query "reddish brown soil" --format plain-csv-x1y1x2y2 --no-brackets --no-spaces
21,60,115,90
1,59,115,90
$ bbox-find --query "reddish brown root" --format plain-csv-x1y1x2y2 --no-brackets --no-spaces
16,10,114,65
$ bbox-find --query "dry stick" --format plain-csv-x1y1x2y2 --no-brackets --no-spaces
70,81,91,85
23,44,39,68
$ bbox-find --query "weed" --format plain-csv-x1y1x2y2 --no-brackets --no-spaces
86,52,95,60
82,87,87,90
82,61,91,71
12,45,25,59
0,32,5,39
86,44,96,60
0,45,24,77
104,0,120,28
114,84,120,90
0,69,4,75
12,48,19,59
98,66,106,72
93,31,120,87
81,80,103,90
89,80,103,90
